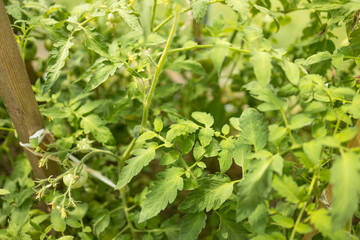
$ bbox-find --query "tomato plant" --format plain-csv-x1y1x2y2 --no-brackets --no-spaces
1,0,360,239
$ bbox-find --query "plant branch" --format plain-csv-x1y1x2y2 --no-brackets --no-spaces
140,8,179,130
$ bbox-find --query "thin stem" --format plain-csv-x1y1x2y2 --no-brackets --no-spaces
289,168,318,240
167,44,250,55
119,138,136,168
168,44,213,54
153,0,224,32
0,127,15,132
151,0,157,31
140,9,179,130
180,157,197,180
120,188,137,239
280,109,295,144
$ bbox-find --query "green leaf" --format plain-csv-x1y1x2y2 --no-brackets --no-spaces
233,143,251,166
225,0,249,23
160,150,179,165
179,175,234,213
116,8,143,33
178,212,206,240
180,60,206,75
41,106,71,119
252,3,280,32
50,209,66,232
166,120,199,142
271,154,284,176
139,167,184,222
272,175,305,204
0,189,10,195
191,112,214,127
238,108,268,151
82,27,110,58
177,134,196,154
303,140,322,166
77,100,106,116
192,0,209,23
139,0,153,37
347,94,360,118
154,117,163,132
217,210,249,240
58,236,74,240
221,124,230,135
193,141,206,161
289,114,313,130
268,125,287,143
282,59,300,85
251,51,272,86
84,61,122,92
80,114,114,144
219,138,235,173
248,203,268,235
244,81,287,111
271,214,294,228
295,223,312,234
303,51,332,66
116,143,158,189
93,210,110,237
236,158,273,221
199,128,214,147
43,37,74,94
211,40,230,75
331,151,360,230
335,127,359,142
310,209,332,236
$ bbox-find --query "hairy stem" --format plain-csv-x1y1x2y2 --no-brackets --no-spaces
140,9,179,130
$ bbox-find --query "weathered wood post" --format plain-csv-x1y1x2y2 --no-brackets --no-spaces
0,0,59,179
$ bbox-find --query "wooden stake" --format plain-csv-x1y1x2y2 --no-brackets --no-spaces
0,1,59,179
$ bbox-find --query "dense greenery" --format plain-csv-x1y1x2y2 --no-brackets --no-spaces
1,0,360,239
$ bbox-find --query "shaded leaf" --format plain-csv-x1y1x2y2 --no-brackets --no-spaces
116,143,158,189
139,167,184,222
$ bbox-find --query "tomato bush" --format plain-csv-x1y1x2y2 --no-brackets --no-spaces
1,0,360,239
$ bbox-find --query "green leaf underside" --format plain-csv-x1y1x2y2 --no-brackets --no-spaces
178,212,207,240
80,114,114,144
139,167,184,222
251,51,272,86
43,37,74,94
237,158,273,221
166,120,199,142
116,143,158,189
330,152,360,230
192,0,208,23
225,0,249,23
84,61,122,92
179,175,233,213
238,108,269,151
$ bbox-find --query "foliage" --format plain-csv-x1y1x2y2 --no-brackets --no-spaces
1,0,360,239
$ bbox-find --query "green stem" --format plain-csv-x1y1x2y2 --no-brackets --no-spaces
289,168,318,240
180,157,197,181
120,188,136,239
168,44,213,54
119,138,136,168
0,127,15,132
280,109,295,144
151,0,157,31
167,44,250,55
153,0,224,32
140,9,179,130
